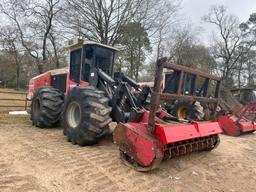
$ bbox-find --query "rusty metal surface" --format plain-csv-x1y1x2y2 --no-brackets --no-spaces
235,101,256,123
148,58,166,133
160,93,219,103
163,62,221,81
119,148,163,172
219,87,242,112
148,58,221,131
165,134,220,159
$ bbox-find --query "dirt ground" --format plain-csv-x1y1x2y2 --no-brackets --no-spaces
0,90,256,192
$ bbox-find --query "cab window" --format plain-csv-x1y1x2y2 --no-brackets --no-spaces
70,48,82,83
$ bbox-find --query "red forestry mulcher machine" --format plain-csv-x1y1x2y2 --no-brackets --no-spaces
217,88,256,136
28,39,222,171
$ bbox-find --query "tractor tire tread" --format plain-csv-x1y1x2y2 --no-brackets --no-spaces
62,86,112,146
31,86,64,128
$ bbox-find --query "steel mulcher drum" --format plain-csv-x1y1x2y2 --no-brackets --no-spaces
119,134,219,171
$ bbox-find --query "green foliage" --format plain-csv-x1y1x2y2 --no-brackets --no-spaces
0,51,16,87
0,50,38,88
237,12,256,88
116,22,151,81
249,13,256,24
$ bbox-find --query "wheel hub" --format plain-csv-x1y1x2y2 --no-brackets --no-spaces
66,101,81,129
177,107,187,119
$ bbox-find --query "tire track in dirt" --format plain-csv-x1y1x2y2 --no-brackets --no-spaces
0,118,178,191
0,152,47,192
1,115,256,192
0,116,125,191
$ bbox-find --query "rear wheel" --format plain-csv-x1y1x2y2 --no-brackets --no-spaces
31,86,64,128
62,86,112,146
172,101,204,120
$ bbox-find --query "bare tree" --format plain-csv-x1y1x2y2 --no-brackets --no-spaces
0,0,62,74
137,0,181,78
144,0,181,60
163,25,216,73
203,5,253,86
166,26,195,61
47,29,66,69
62,0,146,46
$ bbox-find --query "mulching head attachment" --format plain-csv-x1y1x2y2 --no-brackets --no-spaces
113,58,222,171
114,115,221,171
218,101,256,136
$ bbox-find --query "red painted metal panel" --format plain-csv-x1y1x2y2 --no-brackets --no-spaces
28,72,52,98
218,115,240,136
139,110,149,123
125,128,156,166
126,122,149,134
218,101,256,136
66,72,90,94
239,121,255,132
34,72,52,89
196,122,222,137
155,124,200,145
218,114,256,136
139,110,164,124
114,123,164,167
155,122,222,145
28,79,35,99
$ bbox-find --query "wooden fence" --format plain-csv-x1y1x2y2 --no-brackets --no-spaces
0,91,29,111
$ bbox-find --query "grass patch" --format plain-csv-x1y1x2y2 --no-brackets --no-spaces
0,88,27,93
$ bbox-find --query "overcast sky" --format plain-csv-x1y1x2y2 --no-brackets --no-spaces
181,0,256,44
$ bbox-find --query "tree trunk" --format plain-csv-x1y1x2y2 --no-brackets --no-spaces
156,29,162,61
129,49,134,78
53,47,60,69
14,49,20,90
224,67,230,87
16,61,20,90
238,63,242,89
38,61,44,74
135,44,142,82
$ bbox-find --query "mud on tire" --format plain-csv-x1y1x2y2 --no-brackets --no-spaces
62,86,112,146
31,86,64,128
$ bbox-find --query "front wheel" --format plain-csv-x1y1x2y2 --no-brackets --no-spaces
62,86,112,146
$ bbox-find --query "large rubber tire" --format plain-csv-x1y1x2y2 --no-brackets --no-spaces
62,86,112,146
172,101,202,120
31,86,64,128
